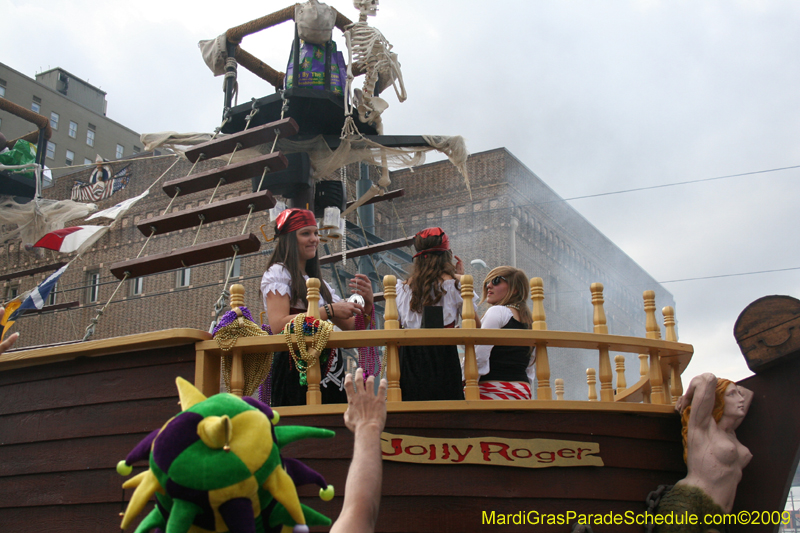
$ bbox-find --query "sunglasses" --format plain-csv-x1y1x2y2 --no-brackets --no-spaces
485,276,507,288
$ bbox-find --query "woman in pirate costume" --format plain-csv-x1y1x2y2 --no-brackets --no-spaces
395,227,479,401
474,266,535,400
261,208,373,406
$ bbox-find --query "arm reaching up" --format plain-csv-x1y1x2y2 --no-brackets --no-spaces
330,368,388,533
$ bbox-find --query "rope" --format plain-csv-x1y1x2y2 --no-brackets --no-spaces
241,205,255,235
136,229,156,259
82,271,129,341
224,57,239,107
208,246,240,332
390,200,408,238
355,210,380,275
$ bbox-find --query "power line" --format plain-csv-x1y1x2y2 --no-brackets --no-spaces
561,165,800,202
659,266,800,284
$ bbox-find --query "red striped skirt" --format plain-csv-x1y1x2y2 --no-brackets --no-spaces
479,380,532,400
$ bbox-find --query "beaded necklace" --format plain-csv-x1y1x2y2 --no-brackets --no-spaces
505,303,520,310
282,313,334,386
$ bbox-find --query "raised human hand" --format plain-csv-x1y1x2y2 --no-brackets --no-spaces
344,368,387,435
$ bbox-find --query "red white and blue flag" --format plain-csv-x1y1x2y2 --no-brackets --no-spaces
7,264,69,320
33,226,109,254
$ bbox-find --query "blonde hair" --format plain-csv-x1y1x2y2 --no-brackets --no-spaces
481,266,532,326
680,377,734,463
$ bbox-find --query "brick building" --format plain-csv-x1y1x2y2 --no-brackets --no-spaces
0,62,141,179
1,147,674,399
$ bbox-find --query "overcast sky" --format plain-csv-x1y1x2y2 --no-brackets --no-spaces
3,0,799,386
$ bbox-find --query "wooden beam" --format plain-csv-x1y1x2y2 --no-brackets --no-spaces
0,263,67,282
162,152,288,197
319,236,414,265
184,118,299,163
109,234,261,279
345,189,404,209
137,190,275,236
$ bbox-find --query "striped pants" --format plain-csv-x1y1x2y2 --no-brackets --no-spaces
479,380,531,400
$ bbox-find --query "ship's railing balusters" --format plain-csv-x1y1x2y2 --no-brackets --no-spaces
531,277,551,400
591,283,614,402
663,306,683,403
461,275,480,400
614,355,627,397
304,278,322,405
644,290,667,404
382,275,402,402
639,353,651,403
587,368,597,401
555,378,565,400
229,284,246,397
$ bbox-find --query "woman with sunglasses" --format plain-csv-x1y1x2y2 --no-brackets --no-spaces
474,266,535,400
261,208,374,406
395,227,479,401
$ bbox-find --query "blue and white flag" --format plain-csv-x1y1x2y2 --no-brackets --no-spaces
9,264,69,320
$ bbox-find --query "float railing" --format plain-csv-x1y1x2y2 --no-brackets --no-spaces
194,275,692,406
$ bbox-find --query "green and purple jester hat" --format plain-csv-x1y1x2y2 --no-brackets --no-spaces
116,377,335,533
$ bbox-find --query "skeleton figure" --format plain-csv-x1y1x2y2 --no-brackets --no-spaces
344,0,406,135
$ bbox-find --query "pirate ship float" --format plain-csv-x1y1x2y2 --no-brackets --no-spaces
1,2,799,532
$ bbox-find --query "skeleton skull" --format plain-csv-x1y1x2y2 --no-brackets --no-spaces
353,0,379,17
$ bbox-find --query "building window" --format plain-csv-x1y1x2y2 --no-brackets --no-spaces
5,285,18,300
130,277,144,296
86,271,100,303
116,144,124,159
65,150,74,166
226,257,241,278
47,282,58,306
50,112,59,130
84,157,92,165
46,141,56,159
86,128,95,147
133,145,142,153
68,120,78,138
0,79,5,98
31,101,40,113
176,268,191,288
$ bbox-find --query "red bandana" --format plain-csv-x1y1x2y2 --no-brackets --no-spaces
275,208,318,236
412,227,450,258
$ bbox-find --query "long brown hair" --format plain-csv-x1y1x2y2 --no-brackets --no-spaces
266,225,332,308
680,377,734,463
481,266,532,327
406,230,458,313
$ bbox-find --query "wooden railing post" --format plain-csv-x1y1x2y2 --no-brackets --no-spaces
644,290,666,404
591,283,613,402
383,275,402,402
305,278,322,405
461,275,479,401
530,277,551,400
587,368,597,401
555,378,565,400
663,306,683,403
614,355,627,397
229,284,245,397
639,353,651,403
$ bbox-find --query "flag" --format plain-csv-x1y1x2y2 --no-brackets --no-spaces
71,164,131,201
1,297,23,341
8,265,69,321
87,189,148,221
34,226,109,254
